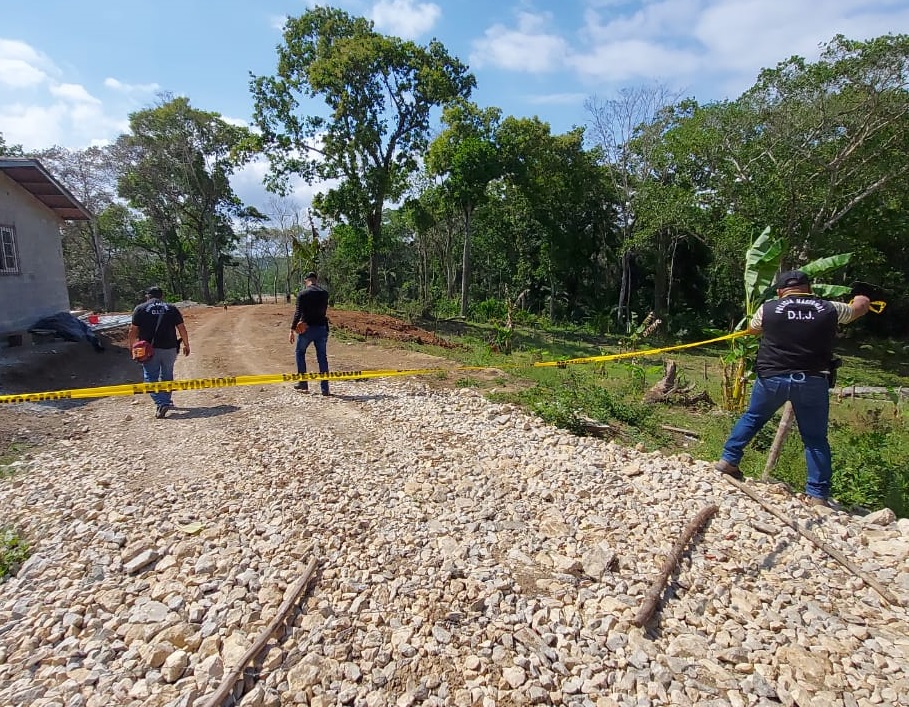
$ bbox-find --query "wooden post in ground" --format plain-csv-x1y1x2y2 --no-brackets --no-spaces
762,402,795,481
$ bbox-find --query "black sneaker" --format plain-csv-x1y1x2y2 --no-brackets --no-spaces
155,405,167,419
321,391,331,397
293,382,309,392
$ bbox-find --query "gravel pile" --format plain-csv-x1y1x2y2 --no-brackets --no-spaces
1,380,908,707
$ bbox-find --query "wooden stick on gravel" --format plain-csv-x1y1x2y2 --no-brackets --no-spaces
633,504,719,628
761,401,795,480
726,477,903,608
202,556,319,707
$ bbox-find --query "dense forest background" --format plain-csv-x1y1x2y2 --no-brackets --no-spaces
2,10,908,339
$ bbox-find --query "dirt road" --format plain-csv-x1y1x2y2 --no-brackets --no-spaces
0,303,459,454
177,303,454,380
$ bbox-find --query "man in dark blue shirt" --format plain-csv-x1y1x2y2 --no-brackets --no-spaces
128,286,190,419
289,272,331,395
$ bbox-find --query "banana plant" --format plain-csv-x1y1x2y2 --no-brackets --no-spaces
721,227,853,412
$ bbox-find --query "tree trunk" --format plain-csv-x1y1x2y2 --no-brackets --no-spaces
459,208,473,318
618,250,632,326
666,234,679,315
215,258,226,302
762,402,795,480
366,208,383,299
90,219,114,311
653,230,669,317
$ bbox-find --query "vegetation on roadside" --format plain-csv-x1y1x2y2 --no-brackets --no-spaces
395,314,909,517
0,442,29,480
1,443,31,582
0,528,29,583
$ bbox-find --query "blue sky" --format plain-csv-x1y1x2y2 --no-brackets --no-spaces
2,0,908,211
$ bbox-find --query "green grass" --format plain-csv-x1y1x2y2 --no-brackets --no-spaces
0,528,29,582
1,442,32,582
0,442,30,480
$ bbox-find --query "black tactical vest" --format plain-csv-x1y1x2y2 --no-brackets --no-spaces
755,295,839,378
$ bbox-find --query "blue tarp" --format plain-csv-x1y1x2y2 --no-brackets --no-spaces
30,312,104,352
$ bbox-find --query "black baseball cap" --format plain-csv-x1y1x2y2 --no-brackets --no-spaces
304,271,317,281
775,270,810,289
145,286,163,298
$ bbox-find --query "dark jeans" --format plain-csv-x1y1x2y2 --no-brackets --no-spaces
721,373,832,499
295,324,330,394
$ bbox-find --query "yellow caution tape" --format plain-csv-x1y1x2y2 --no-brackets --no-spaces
849,298,887,314
0,330,748,405
869,300,886,314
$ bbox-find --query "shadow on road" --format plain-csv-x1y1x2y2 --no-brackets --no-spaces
330,393,395,402
165,405,241,419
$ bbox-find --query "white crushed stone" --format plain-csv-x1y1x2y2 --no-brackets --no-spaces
1,379,908,707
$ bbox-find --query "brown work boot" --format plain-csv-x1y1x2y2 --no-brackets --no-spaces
805,495,830,508
714,459,744,480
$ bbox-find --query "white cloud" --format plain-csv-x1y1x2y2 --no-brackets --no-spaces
0,41,146,149
269,14,288,31
221,116,251,128
471,11,569,73
0,99,128,150
525,92,589,106
49,83,101,104
0,58,47,88
0,38,58,88
695,0,909,75
104,77,161,94
0,103,69,148
563,0,909,96
569,39,700,82
581,0,702,43
371,0,442,38
230,156,338,214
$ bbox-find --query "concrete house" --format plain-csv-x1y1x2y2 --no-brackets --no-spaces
0,158,91,342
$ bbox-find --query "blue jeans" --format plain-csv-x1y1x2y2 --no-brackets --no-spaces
142,347,179,407
721,373,832,499
295,324,330,394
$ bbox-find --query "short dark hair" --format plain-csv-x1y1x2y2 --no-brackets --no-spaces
775,270,810,289
145,286,163,298
304,271,317,281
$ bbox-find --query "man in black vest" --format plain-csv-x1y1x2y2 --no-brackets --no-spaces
128,286,191,419
289,272,331,395
715,270,870,506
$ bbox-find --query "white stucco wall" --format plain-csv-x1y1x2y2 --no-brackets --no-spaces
0,172,71,333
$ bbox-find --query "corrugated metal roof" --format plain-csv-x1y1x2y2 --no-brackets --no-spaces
0,157,92,221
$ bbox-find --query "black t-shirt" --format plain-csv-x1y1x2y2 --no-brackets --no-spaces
292,285,329,328
754,296,840,377
131,300,184,349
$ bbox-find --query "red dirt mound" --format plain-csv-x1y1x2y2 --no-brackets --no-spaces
328,309,461,349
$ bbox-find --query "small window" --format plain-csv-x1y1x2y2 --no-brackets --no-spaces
0,225,19,275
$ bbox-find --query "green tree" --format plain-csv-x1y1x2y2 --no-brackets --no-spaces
493,117,615,320
675,35,909,270
427,100,503,317
0,133,24,157
586,84,680,325
38,145,119,310
250,6,475,298
117,95,254,302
